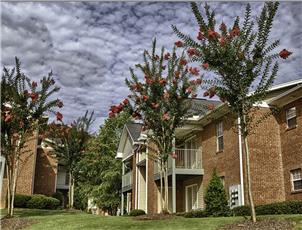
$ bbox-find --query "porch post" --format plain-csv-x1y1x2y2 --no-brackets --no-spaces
172,138,176,213
121,192,124,215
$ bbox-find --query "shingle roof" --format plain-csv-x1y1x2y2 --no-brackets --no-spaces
186,98,222,116
125,122,143,142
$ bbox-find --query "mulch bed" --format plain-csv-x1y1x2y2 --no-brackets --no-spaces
0,217,38,230
219,219,294,230
135,213,175,221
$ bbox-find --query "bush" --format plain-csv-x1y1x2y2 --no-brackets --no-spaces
128,209,146,216
26,194,60,210
14,194,31,208
52,192,64,206
232,205,251,216
183,209,208,218
204,170,230,217
232,200,302,216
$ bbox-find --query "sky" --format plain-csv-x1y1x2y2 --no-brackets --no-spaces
1,1,301,132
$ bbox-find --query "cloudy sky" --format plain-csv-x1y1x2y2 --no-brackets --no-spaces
2,1,301,132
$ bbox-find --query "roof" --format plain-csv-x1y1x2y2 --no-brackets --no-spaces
186,98,222,116
125,122,143,143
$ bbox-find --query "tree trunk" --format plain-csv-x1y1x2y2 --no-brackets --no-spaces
70,177,74,208
6,165,11,216
243,135,256,222
159,160,164,212
241,114,256,222
9,155,20,217
163,161,169,213
68,172,73,209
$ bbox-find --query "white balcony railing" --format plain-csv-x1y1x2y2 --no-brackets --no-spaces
122,171,132,189
174,149,202,169
154,149,202,175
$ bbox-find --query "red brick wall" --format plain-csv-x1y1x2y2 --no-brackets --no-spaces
16,131,38,195
34,147,57,196
247,107,285,205
277,97,302,200
200,115,241,204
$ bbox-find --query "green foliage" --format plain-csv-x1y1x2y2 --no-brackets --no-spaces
14,194,31,208
74,186,88,210
128,209,146,216
232,205,251,216
52,192,64,206
26,194,60,210
232,200,302,216
183,209,208,218
204,170,230,217
14,194,60,209
74,111,130,214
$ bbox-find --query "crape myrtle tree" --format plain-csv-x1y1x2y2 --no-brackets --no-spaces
45,111,94,209
172,2,293,222
1,57,63,217
74,111,130,215
108,39,212,213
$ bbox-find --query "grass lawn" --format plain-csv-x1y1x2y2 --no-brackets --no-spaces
1,209,302,230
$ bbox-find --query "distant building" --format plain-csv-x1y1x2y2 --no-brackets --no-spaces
117,79,302,214
0,134,69,208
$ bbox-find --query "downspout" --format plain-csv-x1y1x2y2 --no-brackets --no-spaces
238,117,245,206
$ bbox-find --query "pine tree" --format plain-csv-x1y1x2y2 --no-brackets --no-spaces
204,170,229,217
173,2,292,222
1,57,62,217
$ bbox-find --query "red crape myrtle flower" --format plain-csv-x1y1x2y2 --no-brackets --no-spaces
179,59,187,66
57,100,64,108
32,81,37,88
187,48,197,57
197,31,205,40
162,113,170,121
230,26,240,37
123,98,129,105
202,62,209,69
56,112,63,121
175,41,184,47
164,53,170,60
207,103,215,110
171,152,177,159
208,29,220,40
279,49,292,59
30,92,39,102
189,67,200,76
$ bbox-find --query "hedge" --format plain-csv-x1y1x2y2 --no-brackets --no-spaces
52,191,64,206
14,194,60,210
183,209,208,218
128,209,146,216
27,194,60,210
14,194,31,208
232,200,302,216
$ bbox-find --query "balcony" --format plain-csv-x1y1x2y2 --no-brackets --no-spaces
154,149,203,180
122,171,132,192
137,151,146,166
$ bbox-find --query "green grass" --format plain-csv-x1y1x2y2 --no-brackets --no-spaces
1,209,302,230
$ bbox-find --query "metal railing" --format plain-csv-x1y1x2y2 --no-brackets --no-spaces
174,149,202,169
153,149,202,175
122,171,132,188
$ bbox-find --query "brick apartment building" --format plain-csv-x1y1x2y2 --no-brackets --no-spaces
117,79,302,214
0,134,70,208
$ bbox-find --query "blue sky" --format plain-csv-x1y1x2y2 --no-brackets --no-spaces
2,2,301,132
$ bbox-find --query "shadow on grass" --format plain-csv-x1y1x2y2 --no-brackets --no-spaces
1,208,84,218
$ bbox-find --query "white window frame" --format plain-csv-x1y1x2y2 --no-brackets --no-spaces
216,121,224,152
185,184,198,212
286,107,297,129
291,168,302,192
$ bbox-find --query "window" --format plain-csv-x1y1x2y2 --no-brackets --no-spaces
286,107,297,129
216,121,224,152
291,169,302,191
